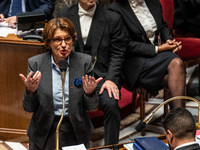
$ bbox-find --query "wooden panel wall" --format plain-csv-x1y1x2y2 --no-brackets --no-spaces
0,38,45,142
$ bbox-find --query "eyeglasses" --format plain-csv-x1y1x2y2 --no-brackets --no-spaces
52,36,73,45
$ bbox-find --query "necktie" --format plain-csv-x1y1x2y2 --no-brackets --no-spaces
11,0,22,16
78,9,95,17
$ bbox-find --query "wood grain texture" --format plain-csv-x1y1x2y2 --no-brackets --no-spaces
0,34,45,142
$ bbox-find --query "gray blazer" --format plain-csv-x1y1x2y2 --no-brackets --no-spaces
22,51,98,149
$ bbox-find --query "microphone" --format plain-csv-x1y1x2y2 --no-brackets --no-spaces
135,96,200,132
55,60,68,150
59,60,68,82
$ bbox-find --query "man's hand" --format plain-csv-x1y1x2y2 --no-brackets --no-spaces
99,80,120,100
6,16,17,28
0,14,4,22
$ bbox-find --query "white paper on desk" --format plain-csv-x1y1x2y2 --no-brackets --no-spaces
62,144,87,150
0,21,17,37
196,135,200,145
0,21,9,27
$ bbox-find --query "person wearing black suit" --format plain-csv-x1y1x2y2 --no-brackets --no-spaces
174,0,200,37
19,17,102,149
109,0,185,109
163,107,200,150
0,0,54,28
57,0,126,145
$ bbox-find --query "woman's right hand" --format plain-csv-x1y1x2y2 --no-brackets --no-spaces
19,71,41,94
158,40,182,53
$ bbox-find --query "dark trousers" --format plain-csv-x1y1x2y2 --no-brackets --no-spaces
29,116,90,150
96,80,121,145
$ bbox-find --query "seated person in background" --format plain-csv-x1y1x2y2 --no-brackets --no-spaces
0,0,55,28
109,0,185,109
57,0,126,145
19,17,102,150
163,107,200,150
174,0,200,37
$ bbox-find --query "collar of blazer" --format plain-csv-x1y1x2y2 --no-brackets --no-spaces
69,5,84,50
120,0,161,42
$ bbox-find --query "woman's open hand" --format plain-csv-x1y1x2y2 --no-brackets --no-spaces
19,71,41,94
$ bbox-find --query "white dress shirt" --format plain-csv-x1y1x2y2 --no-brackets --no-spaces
129,0,158,53
78,3,96,44
174,141,198,150
52,55,70,116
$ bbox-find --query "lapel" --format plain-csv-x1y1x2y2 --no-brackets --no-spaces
145,0,161,35
121,0,147,36
68,51,80,107
121,0,161,42
39,51,54,112
89,4,106,63
69,4,85,53
68,52,76,90
70,4,106,64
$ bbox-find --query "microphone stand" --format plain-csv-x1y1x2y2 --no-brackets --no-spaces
55,71,66,150
136,96,200,132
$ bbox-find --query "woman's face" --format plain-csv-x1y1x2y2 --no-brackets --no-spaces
49,28,73,65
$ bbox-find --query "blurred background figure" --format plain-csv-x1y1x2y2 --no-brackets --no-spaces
174,0,200,37
0,0,55,28
163,107,200,150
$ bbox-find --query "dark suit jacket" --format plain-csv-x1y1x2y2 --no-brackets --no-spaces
57,4,126,87
0,0,54,20
22,51,99,149
176,143,200,150
109,0,173,90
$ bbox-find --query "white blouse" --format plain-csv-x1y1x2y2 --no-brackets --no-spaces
129,0,157,44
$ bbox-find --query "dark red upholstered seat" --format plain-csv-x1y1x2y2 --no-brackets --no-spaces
160,0,200,92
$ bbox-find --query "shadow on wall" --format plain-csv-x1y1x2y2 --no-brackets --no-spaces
53,0,113,17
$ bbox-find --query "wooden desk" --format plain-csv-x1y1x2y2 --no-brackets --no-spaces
0,34,45,142
87,135,167,150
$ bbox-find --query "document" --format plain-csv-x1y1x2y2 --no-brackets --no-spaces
123,143,133,150
134,137,169,150
196,129,200,145
0,21,17,37
62,143,87,150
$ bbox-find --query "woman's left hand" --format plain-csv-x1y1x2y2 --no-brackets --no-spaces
82,75,102,97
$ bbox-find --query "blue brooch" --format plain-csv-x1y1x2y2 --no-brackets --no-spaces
74,78,82,87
